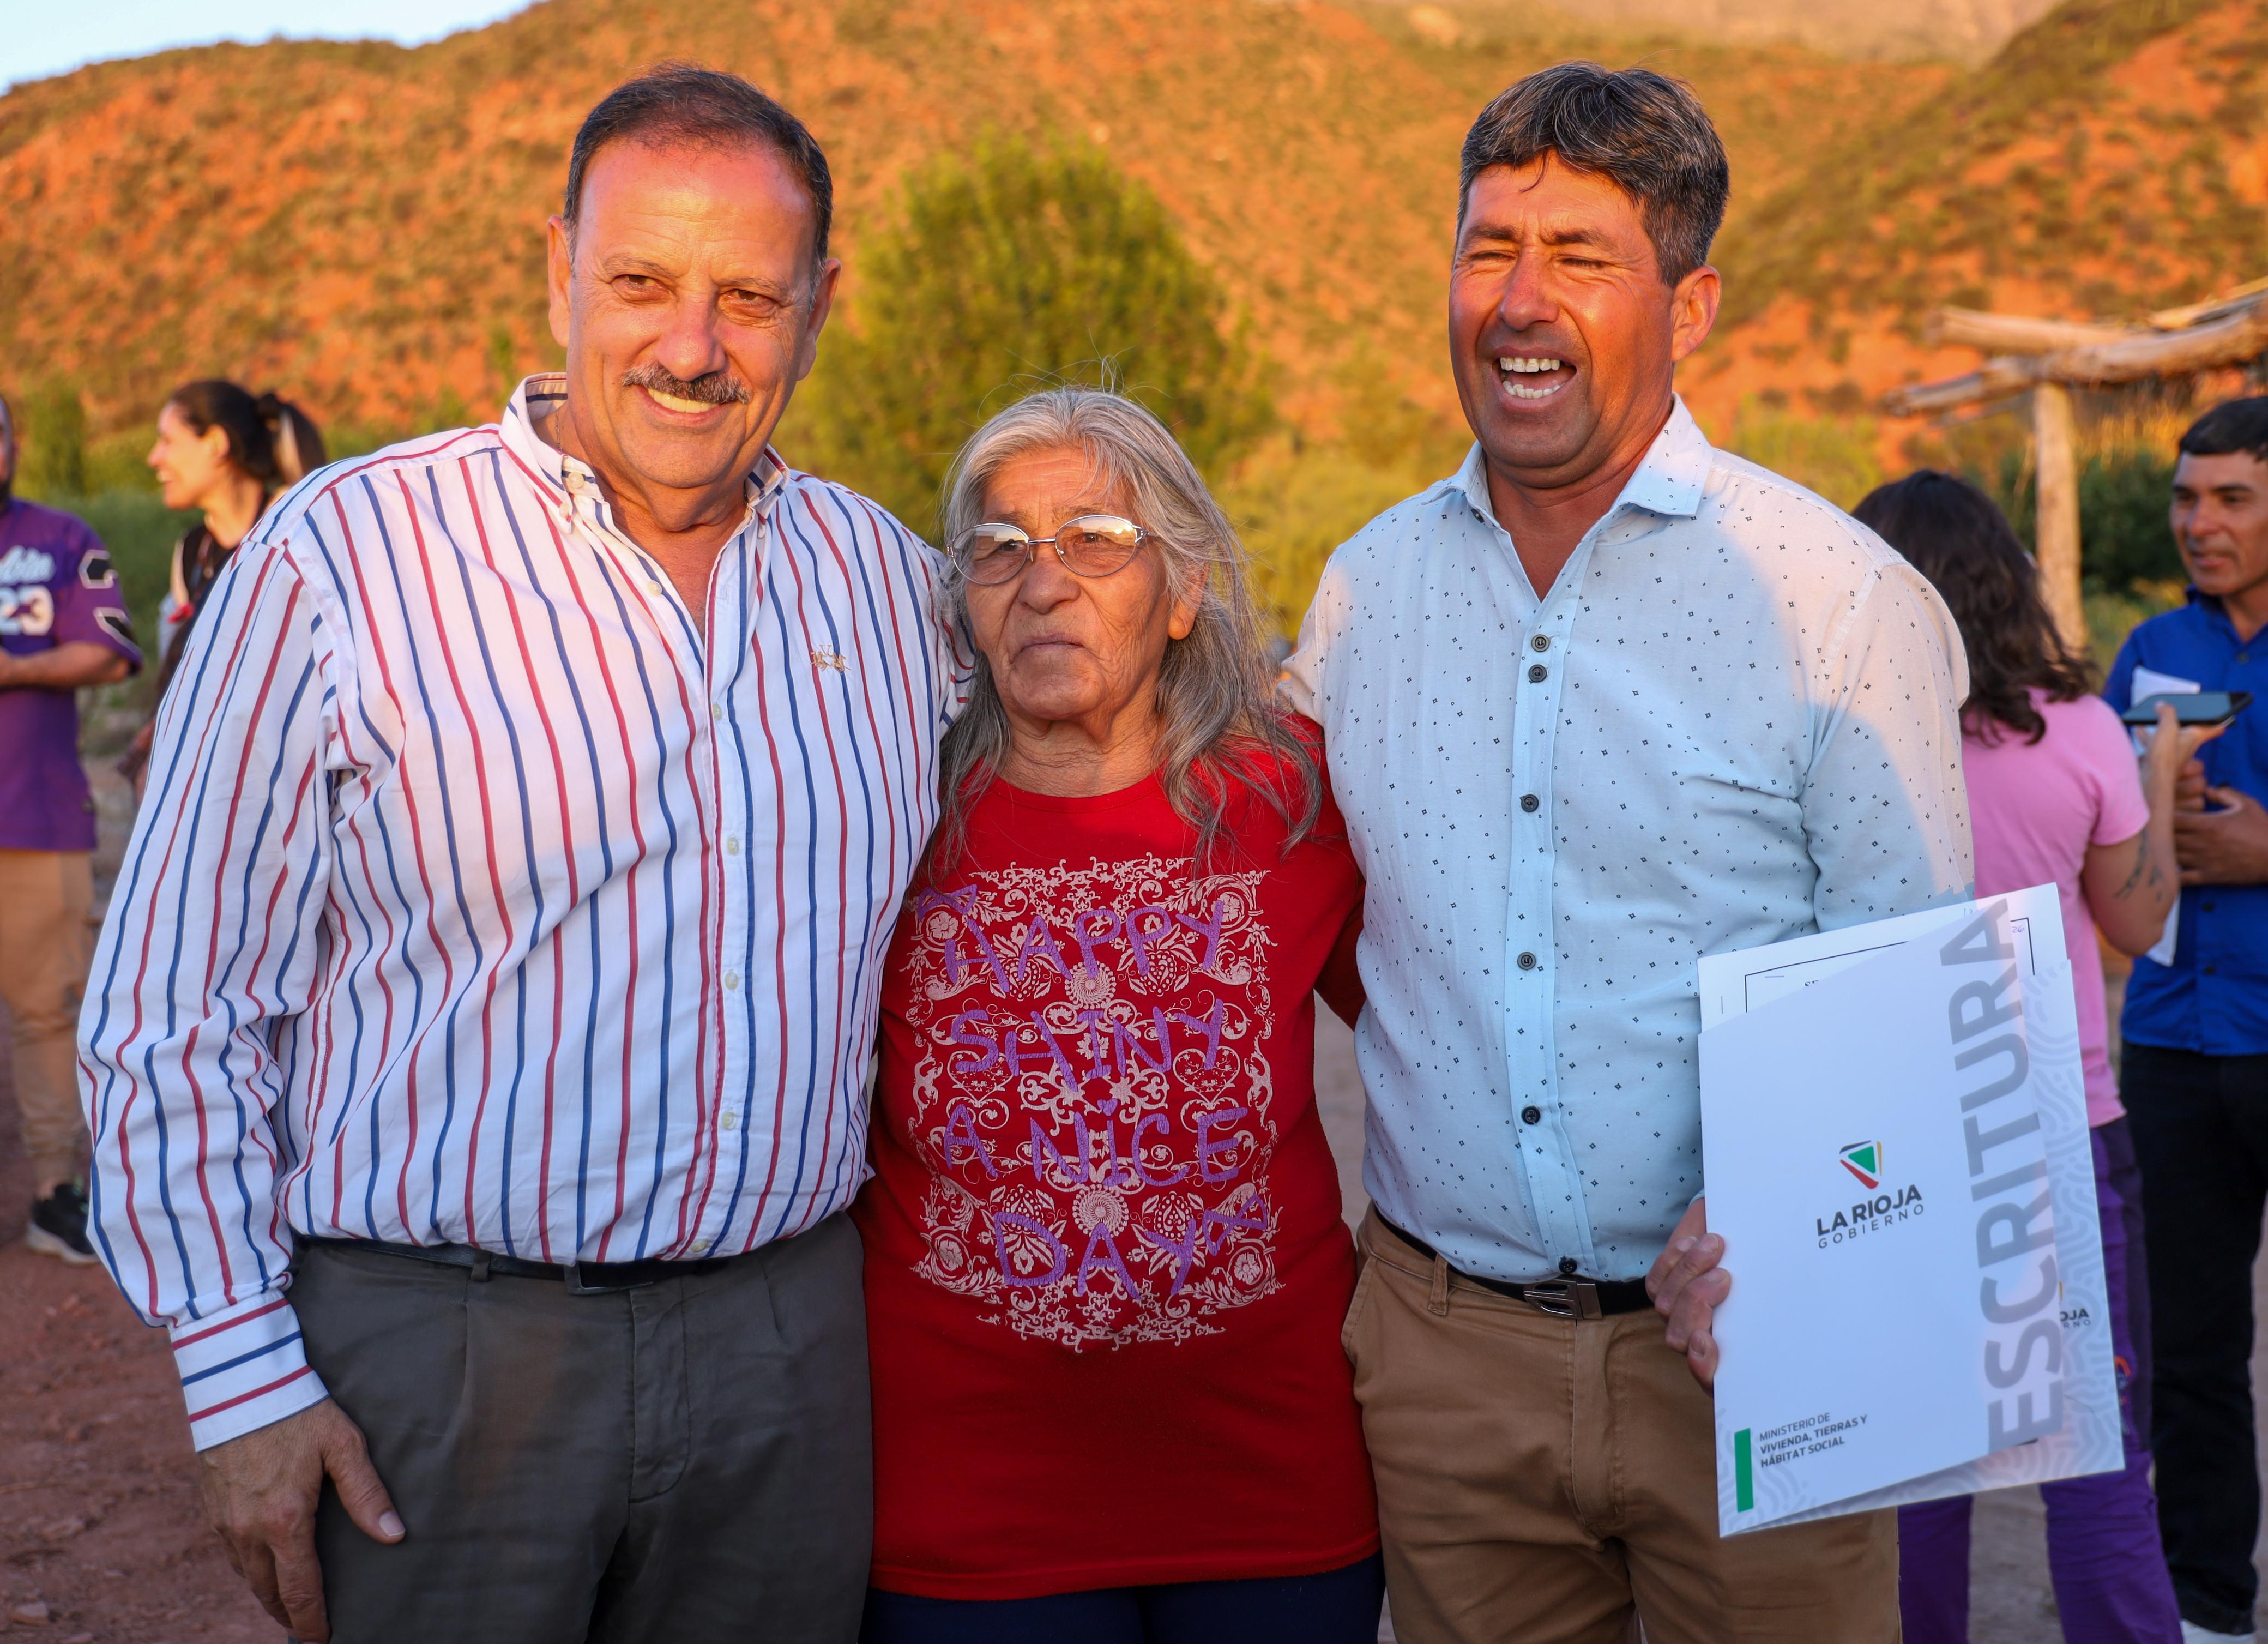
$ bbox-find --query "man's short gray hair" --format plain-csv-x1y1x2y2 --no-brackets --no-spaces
932,386,1317,867
1459,62,1729,285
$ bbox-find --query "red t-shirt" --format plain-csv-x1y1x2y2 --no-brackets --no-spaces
855,743,1377,1599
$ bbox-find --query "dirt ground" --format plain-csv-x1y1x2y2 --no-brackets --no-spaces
0,1020,280,1642
1,928,2259,1640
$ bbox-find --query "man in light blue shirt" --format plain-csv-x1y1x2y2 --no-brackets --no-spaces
1284,63,1971,1643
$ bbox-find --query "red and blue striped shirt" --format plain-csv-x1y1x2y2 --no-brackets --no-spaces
80,377,970,1448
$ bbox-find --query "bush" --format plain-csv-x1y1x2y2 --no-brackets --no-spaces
1221,437,1433,639
1977,443,2186,593
789,136,1273,534
11,377,89,496
1722,398,1885,510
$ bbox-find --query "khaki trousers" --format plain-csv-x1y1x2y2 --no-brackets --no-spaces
1347,1209,1899,1644
0,850,95,1192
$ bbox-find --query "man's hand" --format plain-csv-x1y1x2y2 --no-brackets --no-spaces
2175,756,2211,813
1646,1196,1729,1392
197,1398,403,1642
2173,786,2268,885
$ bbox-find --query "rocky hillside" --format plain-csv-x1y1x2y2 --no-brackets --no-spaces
0,0,1934,448
0,0,2260,491
1692,0,2268,438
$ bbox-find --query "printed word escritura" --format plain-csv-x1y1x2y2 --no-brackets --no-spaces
1940,899,2066,1452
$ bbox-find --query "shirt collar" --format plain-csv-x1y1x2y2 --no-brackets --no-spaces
497,372,791,509
1445,393,1714,533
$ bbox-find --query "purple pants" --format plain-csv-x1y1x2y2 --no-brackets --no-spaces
1897,1118,2180,1643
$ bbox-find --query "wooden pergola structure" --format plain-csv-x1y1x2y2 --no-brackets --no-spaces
1883,274,2268,652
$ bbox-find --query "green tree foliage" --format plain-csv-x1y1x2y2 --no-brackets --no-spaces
1979,444,2189,662
1722,398,1885,510
792,136,1272,534
1978,445,2186,594
13,377,88,496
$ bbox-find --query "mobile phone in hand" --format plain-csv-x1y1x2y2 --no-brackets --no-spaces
2121,690,2252,728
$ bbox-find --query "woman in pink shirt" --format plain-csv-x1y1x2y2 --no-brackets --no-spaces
1857,472,2212,1644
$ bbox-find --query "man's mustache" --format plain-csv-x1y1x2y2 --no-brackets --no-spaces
620,364,751,406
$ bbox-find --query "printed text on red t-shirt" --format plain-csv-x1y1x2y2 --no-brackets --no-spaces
902,856,1279,1348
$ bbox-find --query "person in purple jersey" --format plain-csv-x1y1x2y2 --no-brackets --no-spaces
80,68,966,1644
0,389,142,1263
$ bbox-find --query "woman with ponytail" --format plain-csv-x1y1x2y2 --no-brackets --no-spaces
1856,470,2201,1644
122,381,325,782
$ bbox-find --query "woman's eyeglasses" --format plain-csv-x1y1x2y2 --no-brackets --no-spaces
949,515,1150,586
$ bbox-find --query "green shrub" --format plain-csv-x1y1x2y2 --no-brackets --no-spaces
1221,437,1435,639
1975,443,2185,594
11,377,89,496
2086,582,2186,666
787,135,1274,535
1722,398,1885,510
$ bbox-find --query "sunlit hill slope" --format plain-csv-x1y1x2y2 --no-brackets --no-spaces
1,0,2262,622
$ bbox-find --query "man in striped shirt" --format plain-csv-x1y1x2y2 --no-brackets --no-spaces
80,68,966,1644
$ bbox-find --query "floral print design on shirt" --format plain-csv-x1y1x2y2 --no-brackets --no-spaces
902,856,1278,1349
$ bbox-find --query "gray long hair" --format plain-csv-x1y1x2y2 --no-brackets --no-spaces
932,386,1318,869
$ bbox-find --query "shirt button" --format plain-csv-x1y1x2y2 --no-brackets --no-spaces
1558,1257,1579,1276
1521,793,1541,813
647,579,665,597
724,969,741,991
722,1110,739,1133
1530,634,1551,653
712,700,725,719
726,836,741,856
1528,663,1548,683
2204,965,2218,976
1517,951,1539,971
2203,900,2217,912
1521,1105,1542,1125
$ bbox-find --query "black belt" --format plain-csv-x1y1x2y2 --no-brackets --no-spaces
307,1236,750,1295
1376,1217,1654,1320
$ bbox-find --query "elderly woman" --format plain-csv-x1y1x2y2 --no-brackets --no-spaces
852,388,1383,1643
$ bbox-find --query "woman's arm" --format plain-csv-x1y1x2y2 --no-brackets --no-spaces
1316,899,1365,1029
2082,702,2222,956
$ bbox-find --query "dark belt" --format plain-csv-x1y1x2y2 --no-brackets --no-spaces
1376,1217,1654,1320
307,1236,750,1295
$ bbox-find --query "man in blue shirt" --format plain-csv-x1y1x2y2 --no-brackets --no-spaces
2104,395,2268,1643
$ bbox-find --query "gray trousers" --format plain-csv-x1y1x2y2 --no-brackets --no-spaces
295,1213,872,1643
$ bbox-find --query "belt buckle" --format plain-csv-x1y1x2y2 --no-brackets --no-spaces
1523,1278,1603,1321
563,1261,637,1296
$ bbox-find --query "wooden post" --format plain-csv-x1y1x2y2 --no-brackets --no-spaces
2031,383,2088,657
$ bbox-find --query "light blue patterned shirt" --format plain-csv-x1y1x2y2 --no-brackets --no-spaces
1284,399,1973,1282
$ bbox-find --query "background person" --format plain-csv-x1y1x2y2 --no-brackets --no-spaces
79,67,964,1644
1283,63,1966,1643
1859,469,2194,1644
2104,396,2268,1644
119,379,323,784
854,387,1381,1644
0,389,142,1262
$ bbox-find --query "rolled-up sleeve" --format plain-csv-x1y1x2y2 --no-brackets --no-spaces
1803,556,1975,927
79,536,340,1449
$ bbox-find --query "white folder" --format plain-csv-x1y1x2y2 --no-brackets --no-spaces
1697,887,2123,1534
